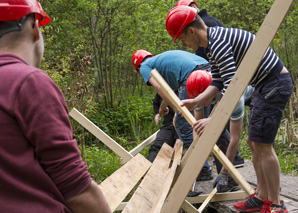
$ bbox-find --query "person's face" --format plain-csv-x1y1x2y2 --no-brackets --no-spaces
178,27,208,50
178,28,200,50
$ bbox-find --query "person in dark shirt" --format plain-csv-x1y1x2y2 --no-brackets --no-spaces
148,93,179,162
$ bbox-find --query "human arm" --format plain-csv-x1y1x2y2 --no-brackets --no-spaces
181,85,219,111
148,76,177,113
15,71,110,211
67,180,111,213
152,94,162,125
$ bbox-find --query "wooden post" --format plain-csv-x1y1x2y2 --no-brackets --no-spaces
160,0,295,212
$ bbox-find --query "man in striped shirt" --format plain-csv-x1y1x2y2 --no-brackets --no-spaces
166,6,293,213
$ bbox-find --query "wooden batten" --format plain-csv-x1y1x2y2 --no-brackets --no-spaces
122,143,174,213
99,154,151,211
69,108,133,162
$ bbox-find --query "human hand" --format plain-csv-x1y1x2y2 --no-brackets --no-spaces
180,98,198,111
193,118,211,136
154,114,161,125
174,139,181,150
159,106,169,116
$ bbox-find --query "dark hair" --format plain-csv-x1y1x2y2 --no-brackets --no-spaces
0,14,35,38
182,14,205,35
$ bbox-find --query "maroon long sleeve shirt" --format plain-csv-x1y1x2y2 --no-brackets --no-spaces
0,54,92,212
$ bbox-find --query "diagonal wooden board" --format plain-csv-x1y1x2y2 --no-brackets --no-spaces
122,143,176,213
69,108,158,163
129,130,159,156
99,154,151,211
159,0,295,212
150,142,183,213
69,108,133,162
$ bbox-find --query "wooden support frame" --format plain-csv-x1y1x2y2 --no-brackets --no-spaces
158,0,295,212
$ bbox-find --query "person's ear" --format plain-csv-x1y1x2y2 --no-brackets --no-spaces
188,27,195,36
33,20,40,42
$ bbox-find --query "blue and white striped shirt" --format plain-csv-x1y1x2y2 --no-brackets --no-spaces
206,27,283,94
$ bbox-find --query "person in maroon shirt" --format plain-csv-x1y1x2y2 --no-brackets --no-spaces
0,1,111,212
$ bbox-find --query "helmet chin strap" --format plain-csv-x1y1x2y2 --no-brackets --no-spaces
0,16,27,38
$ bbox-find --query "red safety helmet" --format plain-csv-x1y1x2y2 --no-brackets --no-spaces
166,5,197,42
176,0,197,7
186,70,212,99
0,0,50,26
132,49,153,73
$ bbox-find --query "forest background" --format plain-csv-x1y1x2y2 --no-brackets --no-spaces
40,0,298,182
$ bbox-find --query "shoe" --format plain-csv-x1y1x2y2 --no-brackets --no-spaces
196,169,213,181
261,200,288,213
233,155,245,168
233,193,264,212
217,175,241,192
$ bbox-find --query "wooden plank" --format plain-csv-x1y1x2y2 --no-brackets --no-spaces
122,143,173,213
99,154,151,211
181,200,199,213
129,130,159,156
150,142,183,213
186,191,247,204
151,69,253,194
69,108,133,162
160,0,294,212
115,191,247,211
197,187,217,213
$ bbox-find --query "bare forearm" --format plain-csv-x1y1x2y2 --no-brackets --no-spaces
67,180,111,213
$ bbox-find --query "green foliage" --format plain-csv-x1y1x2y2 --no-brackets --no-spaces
80,145,122,183
39,0,298,180
89,89,158,140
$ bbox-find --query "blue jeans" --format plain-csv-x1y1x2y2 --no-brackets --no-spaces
175,81,211,171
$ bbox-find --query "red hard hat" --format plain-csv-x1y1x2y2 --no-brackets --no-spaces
186,70,212,99
166,5,197,42
132,49,153,73
176,0,197,7
0,0,50,26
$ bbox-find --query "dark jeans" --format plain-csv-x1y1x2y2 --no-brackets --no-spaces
148,124,177,162
176,81,211,172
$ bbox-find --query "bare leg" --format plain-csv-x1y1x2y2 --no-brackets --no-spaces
247,137,280,203
246,137,268,199
221,120,242,174
253,141,280,204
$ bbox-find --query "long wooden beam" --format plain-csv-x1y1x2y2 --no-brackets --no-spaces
69,108,133,162
160,0,295,212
